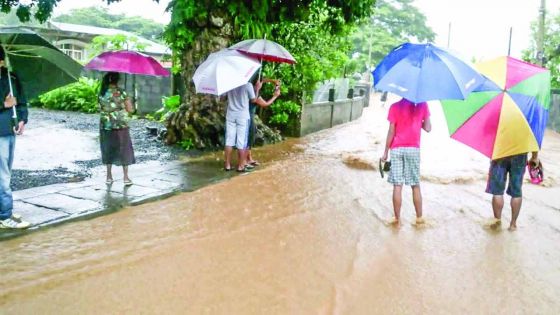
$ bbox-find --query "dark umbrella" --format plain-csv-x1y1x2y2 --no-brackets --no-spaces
0,26,83,123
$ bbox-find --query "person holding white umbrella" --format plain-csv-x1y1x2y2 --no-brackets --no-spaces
224,75,281,172
192,49,281,172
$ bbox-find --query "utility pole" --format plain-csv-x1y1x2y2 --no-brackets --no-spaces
537,0,546,66
447,22,451,48
507,27,512,56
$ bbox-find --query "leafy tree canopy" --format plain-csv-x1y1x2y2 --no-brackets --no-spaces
0,0,60,23
523,8,560,89
54,7,165,41
350,0,435,72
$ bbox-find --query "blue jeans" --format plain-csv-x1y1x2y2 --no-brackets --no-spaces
0,135,15,220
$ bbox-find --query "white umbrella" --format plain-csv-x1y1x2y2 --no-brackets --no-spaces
229,38,296,64
192,49,261,96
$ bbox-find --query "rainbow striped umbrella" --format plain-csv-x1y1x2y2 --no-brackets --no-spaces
441,56,550,160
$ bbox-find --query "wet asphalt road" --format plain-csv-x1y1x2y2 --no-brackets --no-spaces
11,108,184,191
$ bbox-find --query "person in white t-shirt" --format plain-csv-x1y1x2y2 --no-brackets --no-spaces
224,80,280,172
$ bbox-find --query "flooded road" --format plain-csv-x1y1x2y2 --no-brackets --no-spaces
1,95,560,314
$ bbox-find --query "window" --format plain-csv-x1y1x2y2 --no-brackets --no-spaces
59,43,85,61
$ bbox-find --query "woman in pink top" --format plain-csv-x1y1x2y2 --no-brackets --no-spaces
380,98,431,226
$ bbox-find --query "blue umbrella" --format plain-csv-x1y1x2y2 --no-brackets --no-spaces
372,43,484,103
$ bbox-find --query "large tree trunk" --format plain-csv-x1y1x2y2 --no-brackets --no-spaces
165,11,233,148
165,11,282,150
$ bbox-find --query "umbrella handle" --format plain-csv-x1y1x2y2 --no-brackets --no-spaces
7,73,17,119
2,45,18,120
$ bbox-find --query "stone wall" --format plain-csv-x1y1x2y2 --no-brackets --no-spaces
549,91,560,132
299,96,366,136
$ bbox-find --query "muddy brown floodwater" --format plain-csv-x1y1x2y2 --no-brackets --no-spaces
1,95,560,314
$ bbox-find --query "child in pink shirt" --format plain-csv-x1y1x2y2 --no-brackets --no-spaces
380,98,431,226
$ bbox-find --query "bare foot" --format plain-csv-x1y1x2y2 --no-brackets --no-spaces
388,218,400,227
412,217,427,228
488,218,502,230
508,223,517,231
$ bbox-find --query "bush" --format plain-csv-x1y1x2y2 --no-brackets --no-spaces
146,95,181,122
269,100,301,125
38,77,100,113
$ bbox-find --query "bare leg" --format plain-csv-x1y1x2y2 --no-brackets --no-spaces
509,197,522,230
412,185,423,218
492,195,504,220
224,146,233,169
392,185,403,224
123,165,130,182
246,149,254,164
237,149,247,171
490,195,504,229
106,164,113,181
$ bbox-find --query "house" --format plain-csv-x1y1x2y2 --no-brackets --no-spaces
28,21,170,64
22,21,173,114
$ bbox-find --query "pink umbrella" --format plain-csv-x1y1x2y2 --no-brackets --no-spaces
229,39,296,64
85,50,170,77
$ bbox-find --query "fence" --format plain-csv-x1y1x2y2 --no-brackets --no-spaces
298,84,370,136
549,90,560,132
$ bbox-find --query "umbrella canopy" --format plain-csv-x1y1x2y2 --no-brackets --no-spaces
440,56,550,160
192,49,261,96
0,26,83,100
373,43,484,103
229,39,296,64
85,50,170,76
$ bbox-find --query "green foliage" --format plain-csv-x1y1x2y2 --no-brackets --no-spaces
54,6,165,41
269,99,301,125
262,1,360,108
38,77,100,113
88,34,148,59
0,6,43,25
178,138,194,150
0,0,61,23
350,0,435,72
163,0,375,52
523,8,560,89
146,95,181,122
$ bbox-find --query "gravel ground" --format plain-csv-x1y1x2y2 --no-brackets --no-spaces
11,108,185,191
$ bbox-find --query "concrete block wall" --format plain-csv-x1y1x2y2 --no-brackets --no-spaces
84,70,172,115
548,92,560,132
300,95,366,136
354,82,371,107
122,74,172,114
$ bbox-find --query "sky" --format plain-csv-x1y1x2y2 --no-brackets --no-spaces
52,0,560,61
413,0,560,61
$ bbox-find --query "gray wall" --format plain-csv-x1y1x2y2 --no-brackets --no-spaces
122,74,172,114
354,82,371,107
549,91,560,132
84,70,172,115
300,96,366,136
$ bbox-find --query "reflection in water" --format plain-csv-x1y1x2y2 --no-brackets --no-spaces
1,95,560,314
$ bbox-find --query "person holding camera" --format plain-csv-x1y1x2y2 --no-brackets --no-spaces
223,76,280,173
380,97,431,226
246,78,281,168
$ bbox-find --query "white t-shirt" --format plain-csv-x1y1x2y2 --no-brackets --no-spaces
226,83,255,120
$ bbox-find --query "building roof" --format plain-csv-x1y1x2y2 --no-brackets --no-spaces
48,21,170,56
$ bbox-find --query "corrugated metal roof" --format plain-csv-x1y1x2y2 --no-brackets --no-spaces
49,21,170,55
